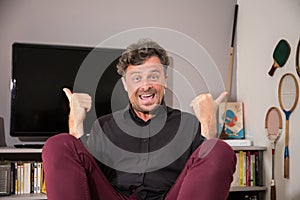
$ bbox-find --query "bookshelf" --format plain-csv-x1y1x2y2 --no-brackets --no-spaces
0,147,47,199
228,146,267,200
0,146,266,200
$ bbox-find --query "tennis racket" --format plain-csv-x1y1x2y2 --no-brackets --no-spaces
219,4,238,139
278,73,299,179
265,107,282,200
268,39,291,76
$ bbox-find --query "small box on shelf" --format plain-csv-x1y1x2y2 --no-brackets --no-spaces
224,139,252,147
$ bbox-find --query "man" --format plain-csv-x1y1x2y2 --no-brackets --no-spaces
42,39,236,200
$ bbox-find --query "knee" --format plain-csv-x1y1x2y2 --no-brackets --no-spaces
42,133,78,163
198,138,234,157
197,138,236,172
43,133,75,152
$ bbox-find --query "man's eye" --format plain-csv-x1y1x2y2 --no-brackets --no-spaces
132,76,141,82
149,75,159,81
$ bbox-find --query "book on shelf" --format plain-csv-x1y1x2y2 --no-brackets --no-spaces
23,162,31,194
231,152,240,187
8,161,44,195
231,150,263,188
37,162,43,193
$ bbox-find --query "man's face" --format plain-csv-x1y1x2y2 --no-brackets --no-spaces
122,56,167,114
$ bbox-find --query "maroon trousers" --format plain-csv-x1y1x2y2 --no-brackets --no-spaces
42,134,236,200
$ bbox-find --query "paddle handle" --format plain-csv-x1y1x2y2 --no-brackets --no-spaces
268,63,278,76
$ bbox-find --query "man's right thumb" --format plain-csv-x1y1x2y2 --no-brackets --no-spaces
63,88,72,102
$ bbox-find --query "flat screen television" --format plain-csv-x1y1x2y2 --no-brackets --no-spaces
10,43,127,139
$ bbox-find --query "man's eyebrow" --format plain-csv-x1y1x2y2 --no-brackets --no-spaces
128,71,142,76
149,69,161,73
129,69,161,75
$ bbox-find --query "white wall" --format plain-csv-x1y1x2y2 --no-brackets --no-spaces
0,1,236,144
237,0,300,199
2,0,299,199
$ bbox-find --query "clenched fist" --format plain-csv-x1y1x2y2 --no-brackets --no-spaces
190,92,227,139
63,88,92,138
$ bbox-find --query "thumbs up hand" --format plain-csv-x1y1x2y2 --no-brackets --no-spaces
190,92,227,139
63,88,92,138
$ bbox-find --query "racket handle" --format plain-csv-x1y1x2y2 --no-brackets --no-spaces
271,184,276,200
284,157,289,178
268,64,277,76
284,146,289,178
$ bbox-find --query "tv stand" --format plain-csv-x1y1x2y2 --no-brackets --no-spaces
14,144,44,149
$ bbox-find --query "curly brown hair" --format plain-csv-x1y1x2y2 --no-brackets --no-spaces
116,39,170,76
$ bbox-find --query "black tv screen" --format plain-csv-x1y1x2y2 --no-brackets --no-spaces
10,43,126,137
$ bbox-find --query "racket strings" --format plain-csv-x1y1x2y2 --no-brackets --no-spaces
280,75,299,110
266,109,281,142
281,95,297,109
267,122,280,140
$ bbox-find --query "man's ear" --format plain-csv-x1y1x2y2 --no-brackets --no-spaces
121,77,128,92
164,74,168,87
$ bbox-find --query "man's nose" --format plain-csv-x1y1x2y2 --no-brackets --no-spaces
140,80,153,91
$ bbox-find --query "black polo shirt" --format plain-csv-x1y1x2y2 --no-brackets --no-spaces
80,104,205,200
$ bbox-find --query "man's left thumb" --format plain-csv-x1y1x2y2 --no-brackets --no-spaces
215,91,227,105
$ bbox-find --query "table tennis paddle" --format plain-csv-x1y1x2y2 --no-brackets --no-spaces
268,39,291,76
296,39,300,78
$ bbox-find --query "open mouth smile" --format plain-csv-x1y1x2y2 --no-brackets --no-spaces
139,93,155,100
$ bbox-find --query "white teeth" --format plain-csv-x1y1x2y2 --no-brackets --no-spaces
140,94,154,99
142,94,152,97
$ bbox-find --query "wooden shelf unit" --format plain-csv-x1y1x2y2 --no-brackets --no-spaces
228,146,267,200
0,147,46,199
0,146,267,200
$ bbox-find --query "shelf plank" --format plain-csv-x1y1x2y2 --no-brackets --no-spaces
230,186,267,192
231,146,267,151
0,193,47,199
0,147,42,153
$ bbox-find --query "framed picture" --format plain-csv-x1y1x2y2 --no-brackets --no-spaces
218,102,244,139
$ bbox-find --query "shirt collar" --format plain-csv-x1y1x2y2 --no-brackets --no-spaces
126,100,167,126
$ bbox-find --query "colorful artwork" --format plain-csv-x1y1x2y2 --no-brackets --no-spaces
218,102,244,139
